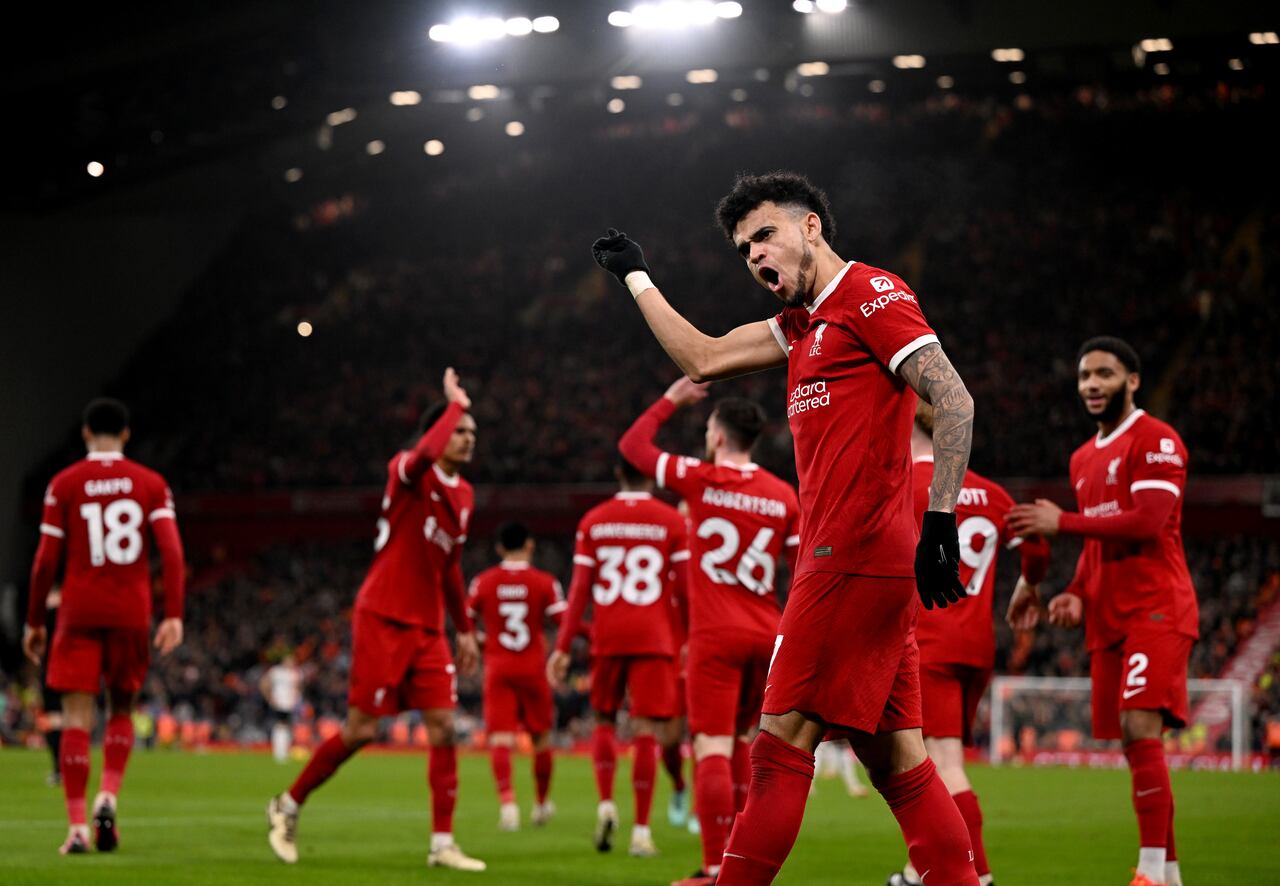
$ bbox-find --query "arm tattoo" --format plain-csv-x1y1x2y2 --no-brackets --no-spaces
898,342,974,512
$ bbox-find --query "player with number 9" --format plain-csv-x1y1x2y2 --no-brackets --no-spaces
466,522,567,831
886,402,1050,886
548,459,691,859
619,376,800,885
23,398,186,856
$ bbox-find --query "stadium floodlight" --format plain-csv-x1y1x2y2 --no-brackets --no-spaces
892,54,926,69
795,61,829,76
686,68,718,84
815,0,847,12
607,98,626,113
271,95,288,110
365,140,385,156
991,48,1024,62
389,90,422,106
532,16,559,32
1248,31,1279,45
505,120,526,136
297,321,314,337
611,75,644,89
609,2,741,30
423,139,445,155
1139,38,1174,52
86,161,105,178
429,13,558,43
283,167,303,182
792,0,814,12
467,84,502,100
505,17,534,36
326,108,357,126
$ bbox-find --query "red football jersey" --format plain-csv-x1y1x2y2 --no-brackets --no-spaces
468,561,566,677
1066,410,1198,650
556,492,690,657
36,452,179,630
769,262,938,577
356,456,474,630
912,458,1023,667
658,454,800,639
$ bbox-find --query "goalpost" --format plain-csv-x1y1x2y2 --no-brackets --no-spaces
988,676,1249,771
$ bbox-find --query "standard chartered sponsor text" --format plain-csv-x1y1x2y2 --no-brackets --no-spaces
788,379,830,417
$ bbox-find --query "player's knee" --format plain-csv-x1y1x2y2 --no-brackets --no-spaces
489,731,515,748
760,711,824,753
631,717,656,736
425,711,456,745
693,733,733,760
530,732,551,752
1121,709,1164,744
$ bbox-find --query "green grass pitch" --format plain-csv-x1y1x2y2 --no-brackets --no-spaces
1,748,1277,884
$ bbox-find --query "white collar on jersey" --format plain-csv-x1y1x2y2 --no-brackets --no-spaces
615,491,652,500
912,455,935,464
1094,408,1146,449
807,261,856,315
433,463,461,487
500,560,530,570
716,460,759,471
86,451,124,461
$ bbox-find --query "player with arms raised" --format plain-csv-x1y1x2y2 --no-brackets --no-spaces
467,521,566,831
592,172,979,884
266,369,484,872
619,376,800,885
1008,337,1197,886
548,460,691,859
23,397,186,855
887,402,1050,886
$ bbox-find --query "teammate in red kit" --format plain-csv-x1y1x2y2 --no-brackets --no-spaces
23,397,186,856
619,376,800,886
467,521,566,831
592,171,979,885
888,402,1050,886
548,459,691,859
1008,337,1198,886
266,368,485,872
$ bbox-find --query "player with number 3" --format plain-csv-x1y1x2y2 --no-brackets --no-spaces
549,459,691,859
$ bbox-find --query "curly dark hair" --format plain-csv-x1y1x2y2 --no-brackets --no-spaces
715,172,837,246
1077,336,1141,374
83,397,130,435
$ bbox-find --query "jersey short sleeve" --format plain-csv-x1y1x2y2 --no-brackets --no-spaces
844,269,938,373
547,577,568,616
39,476,68,540
1127,425,1188,499
657,455,707,502
769,308,806,357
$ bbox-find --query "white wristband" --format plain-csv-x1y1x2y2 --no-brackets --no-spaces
625,270,655,299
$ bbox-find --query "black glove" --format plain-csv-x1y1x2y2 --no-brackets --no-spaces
914,511,966,610
591,228,650,287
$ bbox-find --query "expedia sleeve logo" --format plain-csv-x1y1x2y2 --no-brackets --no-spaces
870,276,895,292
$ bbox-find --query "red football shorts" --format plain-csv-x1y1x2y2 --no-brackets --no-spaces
484,669,554,735
763,572,922,735
686,628,774,738
1090,626,1194,740
348,607,456,717
47,626,150,694
919,662,992,745
590,654,677,720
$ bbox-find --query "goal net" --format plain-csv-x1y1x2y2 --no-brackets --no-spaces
987,676,1249,770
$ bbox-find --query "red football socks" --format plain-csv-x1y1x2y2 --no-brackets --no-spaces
1125,739,1173,849
61,728,91,826
429,744,459,834
731,738,751,812
592,724,617,802
632,734,658,826
695,754,736,873
718,731,815,885
663,741,687,792
490,745,514,804
534,749,553,804
288,733,357,805
871,758,977,886
100,715,133,796
951,790,989,877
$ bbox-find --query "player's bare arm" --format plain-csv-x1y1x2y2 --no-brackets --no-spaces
897,342,974,513
22,624,47,665
154,618,183,655
663,375,709,408
1047,592,1084,628
1005,578,1042,631
592,229,786,381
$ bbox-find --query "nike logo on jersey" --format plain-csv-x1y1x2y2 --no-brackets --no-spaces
1122,687,1146,699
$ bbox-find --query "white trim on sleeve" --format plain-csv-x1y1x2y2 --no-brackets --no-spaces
546,601,569,616
656,452,670,489
1131,479,1180,497
397,453,410,485
670,550,691,563
767,317,790,356
784,534,801,547
573,554,596,568
1005,536,1024,550
40,523,65,539
888,334,940,374
149,508,176,522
